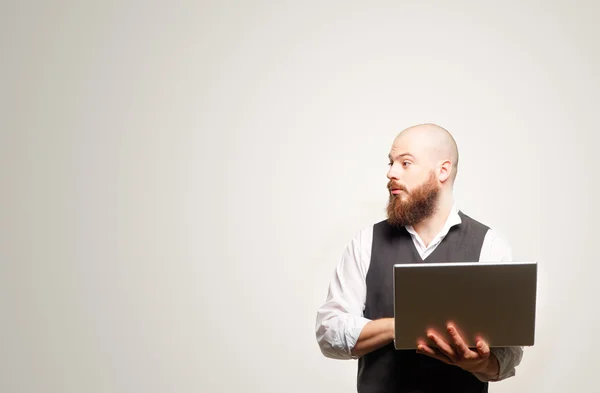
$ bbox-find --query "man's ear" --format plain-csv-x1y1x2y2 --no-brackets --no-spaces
438,160,452,183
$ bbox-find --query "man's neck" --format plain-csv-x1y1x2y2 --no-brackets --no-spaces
412,194,454,247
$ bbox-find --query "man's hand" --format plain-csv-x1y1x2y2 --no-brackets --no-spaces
416,323,499,379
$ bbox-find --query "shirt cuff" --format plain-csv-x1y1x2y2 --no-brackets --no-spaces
473,347,518,382
345,316,371,358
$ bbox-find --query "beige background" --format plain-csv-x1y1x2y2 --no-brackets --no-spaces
1,1,598,392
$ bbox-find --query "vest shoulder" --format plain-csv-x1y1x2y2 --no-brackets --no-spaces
373,219,403,232
458,211,490,231
373,219,390,228
372,219,411,239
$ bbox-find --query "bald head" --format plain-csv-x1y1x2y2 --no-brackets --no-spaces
391,123,459,183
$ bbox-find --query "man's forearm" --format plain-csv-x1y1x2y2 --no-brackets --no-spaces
350,318,394,358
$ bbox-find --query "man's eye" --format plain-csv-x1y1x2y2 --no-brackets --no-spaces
402,161,411,167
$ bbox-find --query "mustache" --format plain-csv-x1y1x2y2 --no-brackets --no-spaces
387,181,407,192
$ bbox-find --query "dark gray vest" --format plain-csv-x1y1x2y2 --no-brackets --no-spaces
357,212,490,393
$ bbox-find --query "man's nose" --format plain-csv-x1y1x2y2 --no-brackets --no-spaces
387,163,401,180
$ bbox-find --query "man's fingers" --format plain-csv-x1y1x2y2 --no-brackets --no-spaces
475,338,491,358
447,325,472,358
427,332,457,361
417,344,453,365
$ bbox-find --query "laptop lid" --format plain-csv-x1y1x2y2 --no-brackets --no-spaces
393,261,537,350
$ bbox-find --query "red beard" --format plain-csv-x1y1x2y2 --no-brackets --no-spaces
386,171,440,227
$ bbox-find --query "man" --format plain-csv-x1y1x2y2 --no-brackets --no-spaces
315,124,523,393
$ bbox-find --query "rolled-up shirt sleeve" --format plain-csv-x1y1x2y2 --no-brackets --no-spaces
315,227,372,359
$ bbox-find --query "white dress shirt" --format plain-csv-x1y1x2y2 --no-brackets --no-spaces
315,204,523,382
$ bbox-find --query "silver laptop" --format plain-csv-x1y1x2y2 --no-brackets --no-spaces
393,261,537,350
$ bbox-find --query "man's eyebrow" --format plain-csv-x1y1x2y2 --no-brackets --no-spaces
388,153,414,161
